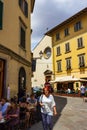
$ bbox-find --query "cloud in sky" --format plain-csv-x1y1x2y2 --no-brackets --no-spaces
31,0,87,50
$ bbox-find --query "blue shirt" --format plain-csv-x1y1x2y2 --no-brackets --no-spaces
0,102,10,117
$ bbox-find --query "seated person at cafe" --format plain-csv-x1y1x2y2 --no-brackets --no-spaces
19,97,30,129
26,94,30,103
67,88,71,94
28,93,37,123
0,98,11,117
28,93,37,110
6,101,19,130
19,97,27,120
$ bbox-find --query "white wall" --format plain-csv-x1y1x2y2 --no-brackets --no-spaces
32,36,52,88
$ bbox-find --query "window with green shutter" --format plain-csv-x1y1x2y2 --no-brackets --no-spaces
0,1,3,29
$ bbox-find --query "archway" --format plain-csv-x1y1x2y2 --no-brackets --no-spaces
18,67,26,100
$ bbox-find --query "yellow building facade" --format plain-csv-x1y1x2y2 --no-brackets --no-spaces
46,8,87,91
0,0,35,98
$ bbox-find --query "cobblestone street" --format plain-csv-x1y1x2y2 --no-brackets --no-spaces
29,95,87,130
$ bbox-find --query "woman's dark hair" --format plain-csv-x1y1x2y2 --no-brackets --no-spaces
30,93,35,98
21,97,26,103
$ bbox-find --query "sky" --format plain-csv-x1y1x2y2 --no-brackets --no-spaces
31,0,87,51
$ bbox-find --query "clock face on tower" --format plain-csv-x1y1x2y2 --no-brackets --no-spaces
44,47,51,59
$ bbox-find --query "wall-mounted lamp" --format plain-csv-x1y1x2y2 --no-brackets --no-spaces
32,50,43,60
39,51,43,58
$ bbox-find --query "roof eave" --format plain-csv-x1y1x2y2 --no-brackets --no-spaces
31,0,35,13
45,7,87,36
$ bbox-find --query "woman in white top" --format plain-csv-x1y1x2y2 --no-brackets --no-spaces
39,86,57,130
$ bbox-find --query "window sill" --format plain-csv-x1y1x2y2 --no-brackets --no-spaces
56,54,62,56
19,45,26,52
77,46,85,50
65,50,71,54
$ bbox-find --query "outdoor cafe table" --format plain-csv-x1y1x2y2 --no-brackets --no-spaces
0,118,12,130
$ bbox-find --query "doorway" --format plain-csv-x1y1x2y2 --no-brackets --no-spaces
18,67,26,100
0,59,5,98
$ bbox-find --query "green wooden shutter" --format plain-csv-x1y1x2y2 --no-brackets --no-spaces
0,1,3,29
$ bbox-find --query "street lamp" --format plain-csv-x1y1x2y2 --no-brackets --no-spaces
39,50,43,59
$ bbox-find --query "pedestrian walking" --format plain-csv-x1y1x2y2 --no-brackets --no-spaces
39,86,57,130
80,83,86,102
80,83,85,97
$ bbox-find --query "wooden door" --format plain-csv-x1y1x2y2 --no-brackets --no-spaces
0,60,4,98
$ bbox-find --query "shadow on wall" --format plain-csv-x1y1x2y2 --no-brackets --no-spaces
53,96,67,127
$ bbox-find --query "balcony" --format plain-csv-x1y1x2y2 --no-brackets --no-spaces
79,63,85,68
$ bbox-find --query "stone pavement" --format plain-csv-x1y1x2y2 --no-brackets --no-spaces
29,95,87,130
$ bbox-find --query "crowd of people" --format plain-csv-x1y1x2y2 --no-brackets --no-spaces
0,83,57,130
0,97,19,130
1,82,87,130
0,93,39,130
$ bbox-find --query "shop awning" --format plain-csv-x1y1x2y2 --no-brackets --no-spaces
50,76,87,83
